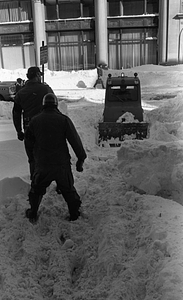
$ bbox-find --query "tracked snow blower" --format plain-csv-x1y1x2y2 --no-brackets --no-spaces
98,72,149,146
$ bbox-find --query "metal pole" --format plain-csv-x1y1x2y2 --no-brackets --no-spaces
42,40,44,83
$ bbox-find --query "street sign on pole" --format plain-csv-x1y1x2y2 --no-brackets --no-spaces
40,41,48,83
40,45,48,65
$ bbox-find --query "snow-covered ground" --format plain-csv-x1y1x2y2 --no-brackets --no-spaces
0,64,183,299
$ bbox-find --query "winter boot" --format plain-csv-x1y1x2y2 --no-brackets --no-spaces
26,191,43,223
25,208,38,224
64,210,80,221
66,197,81,221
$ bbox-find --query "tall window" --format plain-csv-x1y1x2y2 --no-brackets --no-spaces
47,30,95,70
0,33,35,69
108,28,157,69
20,1,32,20
0,1,32,22
107,0,159,16
181,0,183,12
47,33,59,70
0,1,19,22
45,0,94,20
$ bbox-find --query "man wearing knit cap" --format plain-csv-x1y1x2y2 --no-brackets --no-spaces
25,93,87,223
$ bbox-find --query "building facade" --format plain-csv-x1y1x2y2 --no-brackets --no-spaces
0,0,181,71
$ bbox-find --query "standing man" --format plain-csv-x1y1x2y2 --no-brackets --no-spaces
15,78,25,93
12,66,54,179
25,93,87,223
93,64,105,89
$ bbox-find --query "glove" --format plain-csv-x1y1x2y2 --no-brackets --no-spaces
76,160,84,172
17,131,24,141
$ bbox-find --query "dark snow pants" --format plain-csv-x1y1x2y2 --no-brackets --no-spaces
28,165,81,220
24,138,35,180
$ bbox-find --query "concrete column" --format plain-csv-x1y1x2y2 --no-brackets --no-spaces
94,0,108,67
158,0,168,64
31,0,46,66
119,1,124,16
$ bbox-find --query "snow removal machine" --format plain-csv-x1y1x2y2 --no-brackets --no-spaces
98,72,149,146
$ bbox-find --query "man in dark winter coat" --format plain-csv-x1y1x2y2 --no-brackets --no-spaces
24,93,87,223
12,66,54,178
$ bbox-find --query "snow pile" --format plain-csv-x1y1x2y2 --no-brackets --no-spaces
117,139,183,204
146,92,183,124
0,177,29,203
117,92,183,204
0,140,28,180
147,94,183,140
116,112,139,123
0,101,13,120
149,121,182,141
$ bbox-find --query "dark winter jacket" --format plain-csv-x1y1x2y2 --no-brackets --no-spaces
25,107,87,168
15,83,23,93
12,79,53,133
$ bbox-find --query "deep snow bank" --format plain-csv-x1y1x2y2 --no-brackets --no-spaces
117,139,183,204
0,101,13,120
0,177,30,204
0,140,28,180
117,94,183,204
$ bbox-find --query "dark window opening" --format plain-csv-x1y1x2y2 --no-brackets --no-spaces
122,0,144,15
47,30,95,71
82,0,94,17
109,85,138,102
107,0,159,16
58,2,80,18
23,33,34,45
146,0,158,14
45,2,57,20
0,33,34,47
45,0,94,20
108,0,120,16
1,34,22,46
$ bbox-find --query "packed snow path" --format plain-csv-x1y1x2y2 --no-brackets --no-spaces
1,157,182,300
